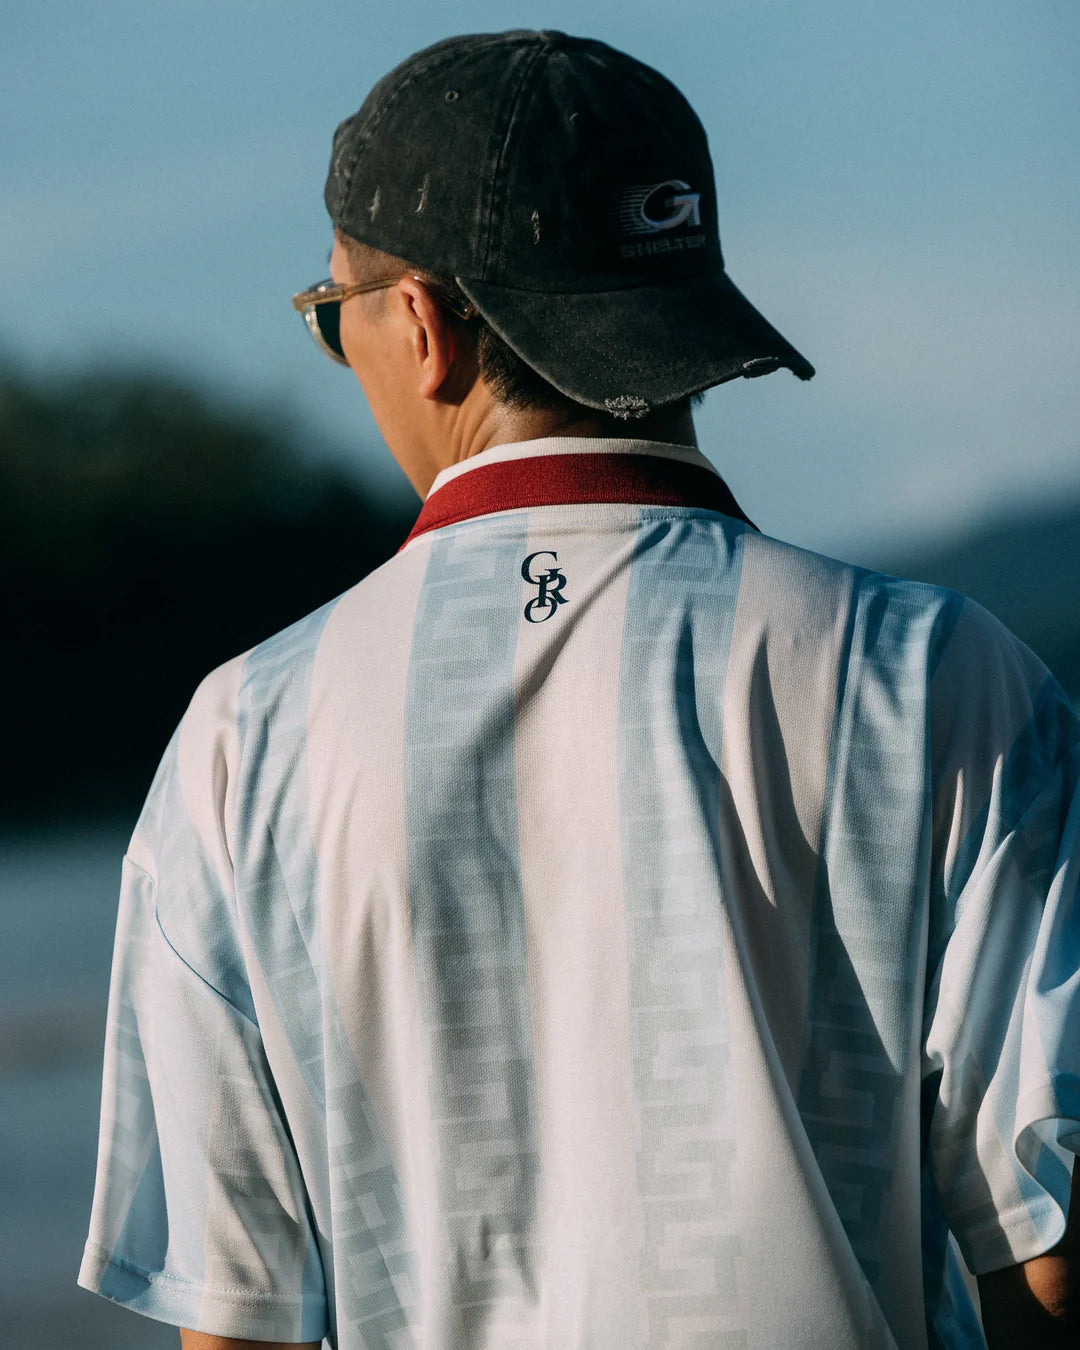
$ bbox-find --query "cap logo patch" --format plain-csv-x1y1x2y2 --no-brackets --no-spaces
611,180,701,236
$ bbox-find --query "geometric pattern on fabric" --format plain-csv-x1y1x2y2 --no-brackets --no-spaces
234,599,419,1349
617,510,748,1347
797,577,943,1296
404,517,543,1347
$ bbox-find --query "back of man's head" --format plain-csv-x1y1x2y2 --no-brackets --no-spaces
324,30,814,423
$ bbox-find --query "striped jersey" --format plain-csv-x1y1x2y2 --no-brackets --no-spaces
79,435,1080,1349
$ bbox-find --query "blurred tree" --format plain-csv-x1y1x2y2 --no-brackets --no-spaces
0,364,414,826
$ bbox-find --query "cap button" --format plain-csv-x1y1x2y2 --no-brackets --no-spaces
537,30,568,42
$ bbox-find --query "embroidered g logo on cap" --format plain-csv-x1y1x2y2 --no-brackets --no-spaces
611,180,702,237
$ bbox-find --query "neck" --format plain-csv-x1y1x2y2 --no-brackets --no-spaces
406,396,698,497
476,402,699,452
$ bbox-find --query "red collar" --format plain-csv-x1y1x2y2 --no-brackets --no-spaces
400,451,756,550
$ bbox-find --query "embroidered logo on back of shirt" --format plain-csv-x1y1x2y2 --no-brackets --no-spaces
521,551,568,624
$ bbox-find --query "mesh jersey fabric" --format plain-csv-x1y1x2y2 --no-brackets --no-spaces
78,436,1080,1349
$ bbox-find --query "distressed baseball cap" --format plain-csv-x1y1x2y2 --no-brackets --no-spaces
324,29,814,416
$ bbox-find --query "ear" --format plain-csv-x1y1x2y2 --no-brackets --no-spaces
396,277,475,403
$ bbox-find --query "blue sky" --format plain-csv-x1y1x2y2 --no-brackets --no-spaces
3,0,1078,560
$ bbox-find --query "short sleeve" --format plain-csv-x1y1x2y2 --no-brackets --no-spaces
77,669,329,1341
923,601,1080,1276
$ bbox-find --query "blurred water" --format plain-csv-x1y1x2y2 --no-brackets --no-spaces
0,821,176,1349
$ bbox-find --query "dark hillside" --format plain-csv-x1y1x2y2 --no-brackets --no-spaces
874,500,1080,699
1,367,414,826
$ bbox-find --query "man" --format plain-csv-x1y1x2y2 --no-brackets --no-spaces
78,30,1078,1350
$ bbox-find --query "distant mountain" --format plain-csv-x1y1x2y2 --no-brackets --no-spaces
872,497,1080,699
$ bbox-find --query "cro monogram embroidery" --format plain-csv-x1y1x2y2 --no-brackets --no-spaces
520,551,568,623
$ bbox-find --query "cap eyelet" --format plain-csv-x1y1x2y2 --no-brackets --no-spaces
444,89,460,103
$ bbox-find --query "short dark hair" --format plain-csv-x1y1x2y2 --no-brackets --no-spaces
337,231,702,417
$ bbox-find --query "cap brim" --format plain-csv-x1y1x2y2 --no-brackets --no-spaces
455,270,815,412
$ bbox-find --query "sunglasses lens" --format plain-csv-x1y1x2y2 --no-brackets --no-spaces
313,300,345,361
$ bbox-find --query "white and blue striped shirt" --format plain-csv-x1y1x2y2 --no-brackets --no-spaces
80,436,1080,1348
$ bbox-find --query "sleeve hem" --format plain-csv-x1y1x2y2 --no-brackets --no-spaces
954,1074,1079,1275
1015,1079,1080,1163
959,1192,1069,1276
77,1240,329,1341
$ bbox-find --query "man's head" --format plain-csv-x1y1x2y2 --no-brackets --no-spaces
325,225,705,495
333,232,596,416
316,30,813,491
324,227,699,494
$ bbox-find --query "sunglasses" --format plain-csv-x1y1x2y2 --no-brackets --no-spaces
291,274,477,365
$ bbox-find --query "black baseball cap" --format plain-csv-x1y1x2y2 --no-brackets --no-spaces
324,30,814,416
